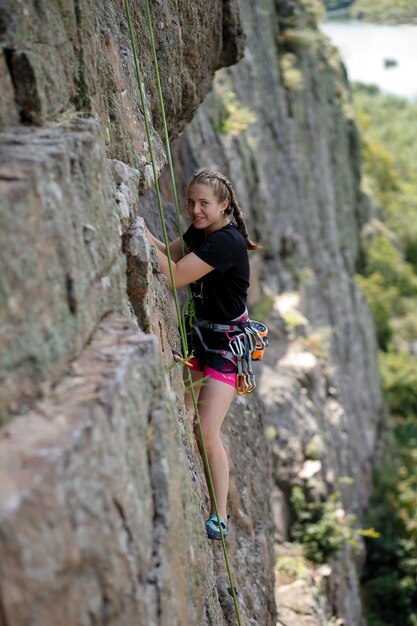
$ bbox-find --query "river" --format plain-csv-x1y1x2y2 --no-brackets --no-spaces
320,20,417,100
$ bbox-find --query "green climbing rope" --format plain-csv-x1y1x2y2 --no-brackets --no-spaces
142,0,196,331
143,1,185,257
123,2,243,624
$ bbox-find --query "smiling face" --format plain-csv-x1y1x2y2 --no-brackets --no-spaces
187,183,229,235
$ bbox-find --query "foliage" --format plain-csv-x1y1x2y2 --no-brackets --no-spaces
350,0,417,24
353,84,417,355
353,85,417,179
300,0,326,26
276,553,310,579
264,425,278,441
392,310,417,352
355,272,396,349
362,416,417,625
281,28,322,48
351,84,417,624
364,234,417,297
216,89,256,136
356,230,417,350
360,136,399,201
280,53,305,92
385,183,417,272
379,350,417,417
290,487,358,563
353,84,417,272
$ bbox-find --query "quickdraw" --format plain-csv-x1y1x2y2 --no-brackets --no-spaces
172,350,194,368
193,318,269,395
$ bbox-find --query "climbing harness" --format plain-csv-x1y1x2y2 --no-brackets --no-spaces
192,318,269,394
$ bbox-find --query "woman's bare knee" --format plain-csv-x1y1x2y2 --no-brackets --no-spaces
195,426,221,452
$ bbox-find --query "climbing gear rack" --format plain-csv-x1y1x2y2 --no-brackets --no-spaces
192,318,269,394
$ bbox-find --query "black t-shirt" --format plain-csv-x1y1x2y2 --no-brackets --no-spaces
183,222,250,322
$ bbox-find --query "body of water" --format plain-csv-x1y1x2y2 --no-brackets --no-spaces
321,20,417,100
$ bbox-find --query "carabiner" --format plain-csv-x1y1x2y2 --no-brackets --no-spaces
229,334,246,357
172,350,193,368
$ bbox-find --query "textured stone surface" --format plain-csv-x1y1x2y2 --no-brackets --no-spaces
0,121,127,420
0,52,18,127
0,315,220,626
123,214,182,365
274,543,348,626
0,0,245,172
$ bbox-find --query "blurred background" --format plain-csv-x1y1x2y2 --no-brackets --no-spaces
324,2,417,625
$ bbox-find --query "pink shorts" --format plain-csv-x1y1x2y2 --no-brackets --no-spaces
188,358,236,388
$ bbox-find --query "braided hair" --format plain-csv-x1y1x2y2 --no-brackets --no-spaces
187,169,261,251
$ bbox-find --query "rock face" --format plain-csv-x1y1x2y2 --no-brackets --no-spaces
0,0,384,625
0,0,245,159
0,316,212,626
0,122,127,417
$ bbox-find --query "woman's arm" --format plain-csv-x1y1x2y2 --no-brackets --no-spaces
155,248,213,289
147,231,166,253
146,229,184,263
168,237,184,263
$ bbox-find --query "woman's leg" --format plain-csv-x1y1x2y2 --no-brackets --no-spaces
194,377,235,520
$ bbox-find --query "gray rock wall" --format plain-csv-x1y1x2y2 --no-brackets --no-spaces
0,0,384,624
0,0,244,167
0,316,213,626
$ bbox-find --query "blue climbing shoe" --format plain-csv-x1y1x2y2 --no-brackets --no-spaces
205,513,227,540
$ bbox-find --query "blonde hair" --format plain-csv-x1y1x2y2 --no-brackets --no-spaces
188,169,261,251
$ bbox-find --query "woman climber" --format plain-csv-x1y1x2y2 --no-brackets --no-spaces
147,169,261,540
